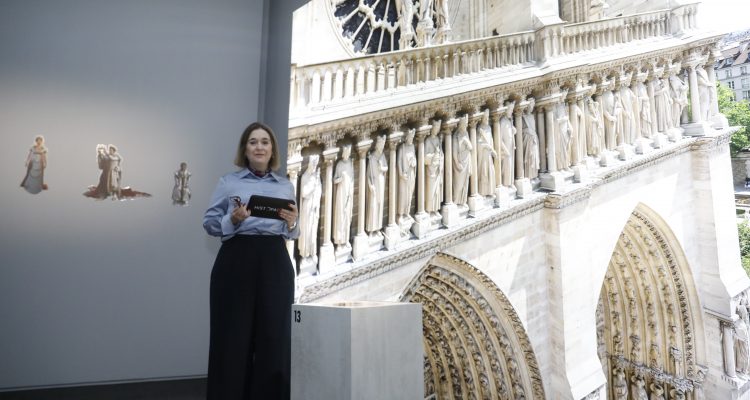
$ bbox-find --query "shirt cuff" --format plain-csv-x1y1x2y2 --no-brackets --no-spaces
221,214,237,235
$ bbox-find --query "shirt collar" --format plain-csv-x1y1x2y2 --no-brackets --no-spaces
235,168,282,182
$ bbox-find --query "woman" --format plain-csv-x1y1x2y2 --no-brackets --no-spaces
20,135,48,194
202,122,299,400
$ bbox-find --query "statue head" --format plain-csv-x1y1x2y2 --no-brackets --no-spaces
526,97,536,113
306,154,319,172
482,108,489,123
341,144,352,160
406,128,416,143
375,135,386,153
430,119,441,135
459,114,468,129
505,101,515,118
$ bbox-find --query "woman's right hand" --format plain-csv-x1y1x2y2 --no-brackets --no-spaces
230,203,251,225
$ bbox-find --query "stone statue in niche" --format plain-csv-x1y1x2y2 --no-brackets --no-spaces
172,162,191,206
649,343,661,370
651,78,672,133
612,91,625,146
476,109,497,196
600,85,617,150
586,96,604,156
570,96,586,164
696,65,714,121
452,114,472,205
298,154,322,263
397,129,417,225
635,78,652,138
735,301,750,375
20,135,48,194
366,136,388,234
612,368,628,400
669,389,686,400
433,0,451,42
669,73,689,128
522,98,540,180
333,144,355,251
630,374,648,400
554,96,573,170
499,102,515,186
84,144,151,200
618,80,638,144
425,121,444,214
398,0,416,49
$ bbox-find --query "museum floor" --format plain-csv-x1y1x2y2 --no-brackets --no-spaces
0,379,205,400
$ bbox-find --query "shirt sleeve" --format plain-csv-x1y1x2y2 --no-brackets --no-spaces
281,179,300,241
203,176,236,237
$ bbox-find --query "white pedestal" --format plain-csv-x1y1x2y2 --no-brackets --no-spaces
411,212,431,239
384,224,401,251
634,138,653,154
652,133,668,148
683,121,714,137
298,256,318,277
318,243,335,276
617,144,634,161
291,301,423,400
573,165,589,184
514,178,533,198
352,233,369,261
495,186,516,207
599,151,618,167
541,171,568,191
334,244,352,265
467,194,484,216
711,113,729,130
668,127,683,142
441,203,459,228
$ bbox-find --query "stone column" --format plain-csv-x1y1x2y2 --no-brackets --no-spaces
688,64,702,124
384,131,403,250
468,115,483,215
514,105,532,198
442,119,459,227
352,138,373,261
412,124,431,239
318,146,339,274
707,50,730,129
540,98,567,190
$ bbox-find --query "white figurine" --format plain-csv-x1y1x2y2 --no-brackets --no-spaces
397,129,417,223
452,115,472,205
333,145,355,250
425,121,444,214
522,98,540,179
366,136,388,234
298,155,322,260
477,109,497,196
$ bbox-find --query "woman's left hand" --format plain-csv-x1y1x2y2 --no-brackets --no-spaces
280,203,298,229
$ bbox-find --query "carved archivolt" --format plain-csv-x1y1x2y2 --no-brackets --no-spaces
399,252,545,400
597,205,706,399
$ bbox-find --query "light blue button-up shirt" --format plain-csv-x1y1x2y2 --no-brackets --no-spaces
203,169,299,241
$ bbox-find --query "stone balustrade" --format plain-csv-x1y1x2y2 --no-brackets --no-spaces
289,5,701,122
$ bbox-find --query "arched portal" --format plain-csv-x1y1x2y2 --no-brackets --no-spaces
399,252,545,400
597,205,707,399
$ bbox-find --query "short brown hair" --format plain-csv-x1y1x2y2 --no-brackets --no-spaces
234,122,281,171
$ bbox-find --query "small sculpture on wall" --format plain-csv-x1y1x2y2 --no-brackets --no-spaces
333,145,354,252
84,144,151,200
172,162,192,206
397,129,417,226
299,154,322,268
20,135,48,194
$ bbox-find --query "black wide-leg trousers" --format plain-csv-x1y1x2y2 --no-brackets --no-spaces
206,235,294,400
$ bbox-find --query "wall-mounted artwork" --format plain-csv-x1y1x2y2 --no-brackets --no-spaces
171,162,191,206
83,144,151,200
20,135,48,194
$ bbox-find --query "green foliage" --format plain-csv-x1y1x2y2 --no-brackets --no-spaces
718,83,750,156
738,220,750,276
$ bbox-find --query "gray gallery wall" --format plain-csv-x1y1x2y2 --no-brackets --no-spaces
0,0,269,390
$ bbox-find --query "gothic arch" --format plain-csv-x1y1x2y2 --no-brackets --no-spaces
596,204,707,399
399,252,545,400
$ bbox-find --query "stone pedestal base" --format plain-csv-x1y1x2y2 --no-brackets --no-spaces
334,243,352,265
541,171,569,191
652,133,668,148
298,256,318,277
384,224,401,250
441,203,459,228
514,178,533,198
599,151,618,167
617,144,634,161
635,138,653,154
668,127,683,142
573,165,589,184
468,194,484,216
352,233,369,261
495,185,516,207
291,302,423,400
398,216,415,238
711,113,730,130
411,212,432,239
318,243,335,275
683,121,714,137
584,157,599,170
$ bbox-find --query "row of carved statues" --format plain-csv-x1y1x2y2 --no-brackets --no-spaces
291,61,721,270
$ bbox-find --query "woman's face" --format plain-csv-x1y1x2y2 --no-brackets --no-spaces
245,128,273,170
